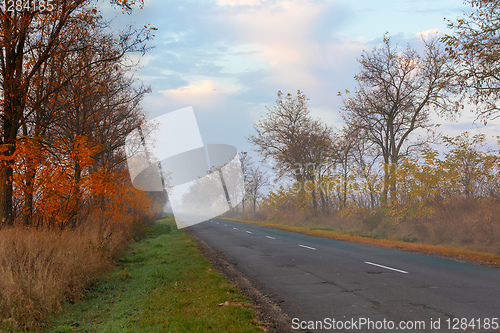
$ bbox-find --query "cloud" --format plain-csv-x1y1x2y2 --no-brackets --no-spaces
168,80,218,95
154,78,245,112
415,28,442,39
216,0,263,6
216,0,322,9
215,0,358,93
165,78,244,96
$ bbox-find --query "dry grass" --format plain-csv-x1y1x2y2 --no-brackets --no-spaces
0,215,151,331
429,199,500,249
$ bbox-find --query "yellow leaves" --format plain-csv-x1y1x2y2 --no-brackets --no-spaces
386,201,436,227
395,131,500,217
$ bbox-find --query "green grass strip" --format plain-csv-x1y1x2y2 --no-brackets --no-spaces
42,218,263,333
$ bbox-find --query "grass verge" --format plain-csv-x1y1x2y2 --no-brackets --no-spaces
25,218,263,333
220,217,500,267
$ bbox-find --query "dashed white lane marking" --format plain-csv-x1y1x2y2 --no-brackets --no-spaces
233,227,238,230
298,244,316,250
265,236,276,239
246,231,253,234
224,224,228,226
365,261,408,274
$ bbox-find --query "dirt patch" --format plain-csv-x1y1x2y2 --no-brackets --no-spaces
186,229,304,333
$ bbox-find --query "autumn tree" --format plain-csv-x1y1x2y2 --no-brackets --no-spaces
348,129,382,209
52,39,148,225
330,131,356,210
246,166,270,215
249,90,334,212
442,132,498,199
0,0,152,226
237,152,251,213
443,0,500,121
340,35,456,205
19,30,145,224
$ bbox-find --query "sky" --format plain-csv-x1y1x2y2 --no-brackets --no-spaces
103,0,500,167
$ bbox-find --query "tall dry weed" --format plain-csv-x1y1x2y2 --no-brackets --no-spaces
0,219,129,330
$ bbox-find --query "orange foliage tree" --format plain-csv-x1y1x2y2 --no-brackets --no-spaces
0,0,153,227
14,134,155,230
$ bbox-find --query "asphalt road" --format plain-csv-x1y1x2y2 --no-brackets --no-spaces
188,218,500,332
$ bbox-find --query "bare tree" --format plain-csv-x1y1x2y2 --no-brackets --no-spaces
443,0,500,121
247,166,270,215
340,35,456,205
331,131,356,210
349,130,382,209
238,151,253,214
249,90,333,212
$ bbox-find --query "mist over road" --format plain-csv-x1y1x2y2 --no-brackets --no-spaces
189,219,500,332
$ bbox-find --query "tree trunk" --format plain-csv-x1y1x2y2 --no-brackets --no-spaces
389,162,397,205
369,184,376,209
23,167,36,225
319,187,327,214
68,161,82,229
311,187,318,214
342,170,348,209
382,160,390,206
0,162,14,227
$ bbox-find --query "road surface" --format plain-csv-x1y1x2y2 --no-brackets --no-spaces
188,218,500,332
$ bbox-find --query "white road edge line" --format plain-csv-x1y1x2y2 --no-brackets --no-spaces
298,244,316,250
365,261,408,274
246,231,252,234
265,236,276,239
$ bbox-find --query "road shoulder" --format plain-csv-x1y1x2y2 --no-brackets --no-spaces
186,228,302,333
